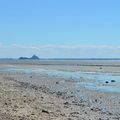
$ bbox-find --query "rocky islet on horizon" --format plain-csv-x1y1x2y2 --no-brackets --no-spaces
19,54,39,60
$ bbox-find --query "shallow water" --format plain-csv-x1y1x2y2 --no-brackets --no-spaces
0,65,120,93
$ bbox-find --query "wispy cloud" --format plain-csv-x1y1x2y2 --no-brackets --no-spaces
9,44,120,51
11,44,39,50
1,43,120,58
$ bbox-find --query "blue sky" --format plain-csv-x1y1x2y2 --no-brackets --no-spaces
0,0,120,58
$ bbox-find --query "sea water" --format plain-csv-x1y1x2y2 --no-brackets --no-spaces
0,65,120,93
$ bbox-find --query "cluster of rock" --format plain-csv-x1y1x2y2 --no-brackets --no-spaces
105,80,116,83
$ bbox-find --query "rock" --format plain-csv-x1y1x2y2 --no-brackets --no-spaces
57,91,62,96
84,112,87,114
60,113,66,116
42,109,49,114
4,102,7,105
105,81,109,83
56,82,59,84
64,102,69,105
95,99,97,102
91,108,94,111
111,80,116,82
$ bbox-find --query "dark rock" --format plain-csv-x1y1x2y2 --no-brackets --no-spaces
111,80,116,82
60,113,66,116
91,108,94,111
56,82,59,84
23,95,27,97
64,102,69,105
95,99,97,102
105,81,109,83
42,109,49,114
4,103,7,105
85,112,87,114
56,91,63,96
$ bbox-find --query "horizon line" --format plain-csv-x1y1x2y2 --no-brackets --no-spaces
1,58,120,60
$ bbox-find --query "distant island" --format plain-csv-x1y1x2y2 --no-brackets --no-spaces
19,55,39,60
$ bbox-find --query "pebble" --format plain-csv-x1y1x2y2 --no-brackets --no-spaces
42,109,49,114
56,82,59,84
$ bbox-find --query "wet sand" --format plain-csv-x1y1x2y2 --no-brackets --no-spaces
1,59,120,73
0,60,120,120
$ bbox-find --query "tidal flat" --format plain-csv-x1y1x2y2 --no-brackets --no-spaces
0,60,120,120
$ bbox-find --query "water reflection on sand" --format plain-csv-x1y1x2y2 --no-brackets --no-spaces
0,65,120,93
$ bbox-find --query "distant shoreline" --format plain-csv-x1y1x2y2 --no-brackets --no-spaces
1,58,120,60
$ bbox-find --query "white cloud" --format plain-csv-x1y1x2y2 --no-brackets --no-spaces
7,44,120,50
1,44,120,58
11,44,39,50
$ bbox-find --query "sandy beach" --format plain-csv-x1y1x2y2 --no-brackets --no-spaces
0,60,120,120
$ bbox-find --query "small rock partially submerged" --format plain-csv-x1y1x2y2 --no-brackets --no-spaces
105,81,109,83
111,80,116,83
